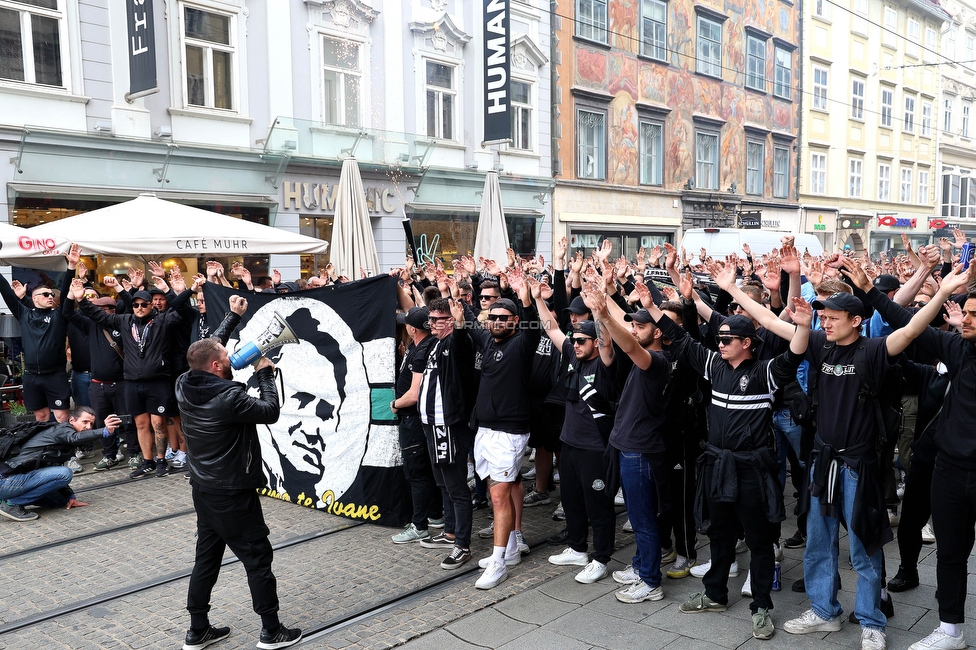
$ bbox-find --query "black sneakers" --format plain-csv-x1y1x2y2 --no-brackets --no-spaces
155,458,170,478
182,625,230,650
130,458,156,479
257,626,302,649
782,530,807,548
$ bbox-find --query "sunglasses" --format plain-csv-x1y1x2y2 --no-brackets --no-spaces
35,291,54,298
729,302,740,311
486,314,514,321
570,337,594,345
132,301,151,308
427,315,453,322
716,335,743,346
480,295,500,301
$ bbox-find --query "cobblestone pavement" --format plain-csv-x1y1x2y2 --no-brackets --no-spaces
0,454,970,650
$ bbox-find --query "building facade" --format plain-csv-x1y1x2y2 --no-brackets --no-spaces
551,0,801,260
0,0,552,284
798,0,949,254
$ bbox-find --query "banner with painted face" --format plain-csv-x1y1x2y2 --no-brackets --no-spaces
202,275,409,527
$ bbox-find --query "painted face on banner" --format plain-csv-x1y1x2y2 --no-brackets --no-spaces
231,297,396,508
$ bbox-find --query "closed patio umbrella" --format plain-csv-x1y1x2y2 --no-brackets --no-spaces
473,170,510,263
330,158,380,278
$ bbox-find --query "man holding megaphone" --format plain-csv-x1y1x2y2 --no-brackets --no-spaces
175,295,302,650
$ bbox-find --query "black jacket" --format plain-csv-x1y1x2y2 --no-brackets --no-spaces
1,421,107,475
65,306,125,382
0,272,73,374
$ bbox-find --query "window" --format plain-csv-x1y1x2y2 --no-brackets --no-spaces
945,96,954,133
883,7,897,48
851,78,864,120
0,0,64,87
853,0,868,34
941,173,976,218
921,101,932,137
904,95,915,133
640,0,667,61
925,27,937,63
322,36,361,127
880,88,893,127
907,18,920,57
813,0,829,19
900,168,913,203
639,121,663,185
695,130,719,189
746,140,764,195
945,29,957,61
918,170,929,204
848,157,863,198
813,67,828,110
773,145,789,198
697,16,722,78
810,152,826,195
577,109,606,180
577,0,608,44
510,80,531,150
183,5,236,110
967,34,975,71
964,102,972,138
746,35,766,91
774,46,791,99
426,61,456,140
878,163,891,201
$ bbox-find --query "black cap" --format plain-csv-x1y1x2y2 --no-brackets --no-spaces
812,292,865,317
147,287,165,296
490,298,519,315
572,321,598,339
277,281,301,293
623,308,655,323
396,306,430,330
719,315,763,344
131,290,152,302
873,274,901,292
563,296,591,316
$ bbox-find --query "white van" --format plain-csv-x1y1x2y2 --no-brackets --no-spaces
679,228,824,263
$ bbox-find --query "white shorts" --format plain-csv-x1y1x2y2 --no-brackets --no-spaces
474,427,530,483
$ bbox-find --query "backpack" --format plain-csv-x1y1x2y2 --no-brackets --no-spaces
0,420,61,463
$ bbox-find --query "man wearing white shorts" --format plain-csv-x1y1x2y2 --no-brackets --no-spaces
461,277,541,590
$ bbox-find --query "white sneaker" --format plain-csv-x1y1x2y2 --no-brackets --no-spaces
612,564,639,585
889,509,900,527
478,553,520,568
553,469,560,483
522,466,537,479
622,518,633,532
614,488,625,507
690,559,739,579
741,570,753,597
922,523,936,544
735,539,748,554
896,481,906,499
575,560,608,584
909,628,967,650
615,579,663,603
548,547,589,566
114,448,126,463
66,458,83,473
862,628,887,650
773,542,784,562
475,559,508,589
478,522,494,538
515,530,529,555
784,609,842,635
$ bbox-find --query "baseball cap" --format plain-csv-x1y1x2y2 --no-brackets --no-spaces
872,274,901,292
812,292,865,317
572,321,598,339
396,307,430,330
131,290,152,303
147,287,165,296
719,315,763,344
490,298,519,315
623,308,655,324
563,296,591,317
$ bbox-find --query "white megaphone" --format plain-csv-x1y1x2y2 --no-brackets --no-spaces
230,313,299,370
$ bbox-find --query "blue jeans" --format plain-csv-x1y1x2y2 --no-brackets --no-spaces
70,370,91,408
619,451,661,588
805,464,885,630
0,466,73,506
773,408,803,489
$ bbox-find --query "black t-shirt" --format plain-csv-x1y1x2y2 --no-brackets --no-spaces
805,330,891,455
395,335,435,417
608,349,670,454
559,337,619,451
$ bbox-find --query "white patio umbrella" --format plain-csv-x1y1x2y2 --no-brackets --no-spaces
0,221,71,270
473,170,510,263
27,193,330,257
330,158,379,278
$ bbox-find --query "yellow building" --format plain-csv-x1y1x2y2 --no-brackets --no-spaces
799,0,950,254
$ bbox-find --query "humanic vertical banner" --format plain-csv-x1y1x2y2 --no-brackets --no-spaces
483,0,512,145
125,0,158,100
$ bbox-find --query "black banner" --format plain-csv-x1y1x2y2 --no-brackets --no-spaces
202,276,410,527
483,0,511,144
125,0,158,100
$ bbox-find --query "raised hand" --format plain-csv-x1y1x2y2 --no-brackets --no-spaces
945,300,964,330
954,228,968,249
633,281,654,310
228,295,248,316
191,274,206,291
780,245,800,275
661,285,678,302
460,255,477,276
554,236,568,265
272,268,281,285
806,259,824,287
712,257,737,291
76,259,88,280
170,269,186,294
101,275,118,289
663,243,678,271
69,278,86,301
569,251,584,274
742,243,752,257
679,269,695,300
791,297,814,328
594,239,613,263
65,242,80,268
762,259,782,292
148,261,165,278
579,281,608,316
129,267,145,289
839,257,872,293
648,245,662,267
10,280,25,300
206,261,219,279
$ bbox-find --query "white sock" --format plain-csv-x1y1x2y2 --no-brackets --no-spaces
491,545,506,563
940,622,962,638
881,588,889,601
505,530,519,557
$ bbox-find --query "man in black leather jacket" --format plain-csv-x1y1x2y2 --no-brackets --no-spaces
174,295,302,650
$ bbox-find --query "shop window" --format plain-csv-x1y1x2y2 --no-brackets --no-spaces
299,215,333,278
0,0,64,87
322,36,361,127
406,211,539,261
181,4,236,110
569,230,672,262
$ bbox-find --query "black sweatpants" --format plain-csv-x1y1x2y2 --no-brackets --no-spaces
398,413,442,530
896,458,933,571
658,460,698,561
703,466,778,613
930,457,976,624
187,487,280,630
560,444,616,564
